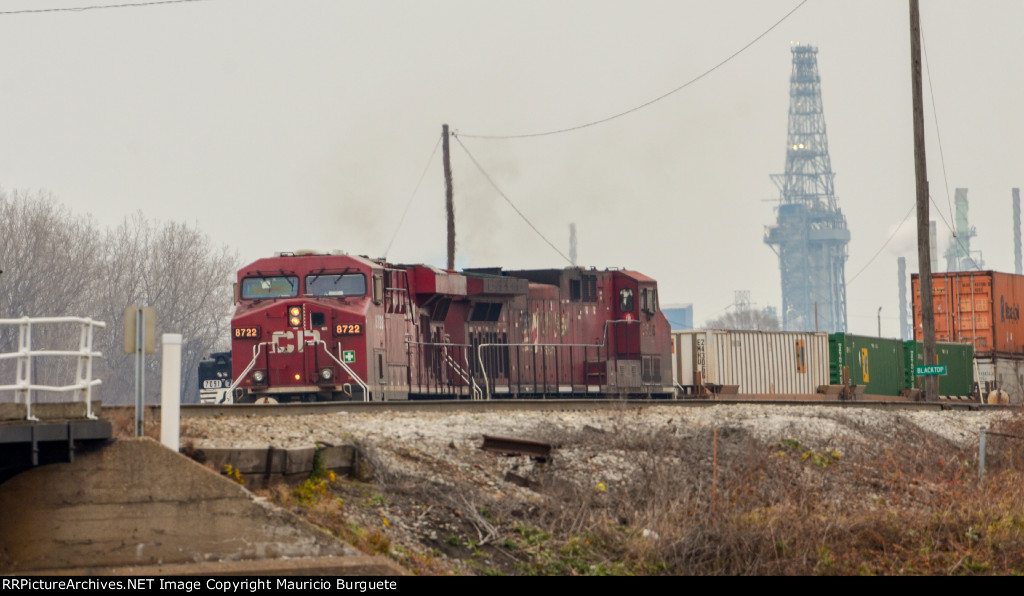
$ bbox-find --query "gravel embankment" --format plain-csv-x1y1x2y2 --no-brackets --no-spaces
183,404,1010,454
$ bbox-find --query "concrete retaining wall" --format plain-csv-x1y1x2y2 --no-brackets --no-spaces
188,445,358,489
0,438,402,574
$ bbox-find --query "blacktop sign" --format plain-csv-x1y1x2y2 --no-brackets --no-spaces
915,364,947,376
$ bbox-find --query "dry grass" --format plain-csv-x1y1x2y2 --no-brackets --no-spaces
257,408,1024,575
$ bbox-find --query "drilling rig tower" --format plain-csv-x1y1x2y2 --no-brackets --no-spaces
764,44,850,333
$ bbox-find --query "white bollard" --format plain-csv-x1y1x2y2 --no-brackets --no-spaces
160,334,183,452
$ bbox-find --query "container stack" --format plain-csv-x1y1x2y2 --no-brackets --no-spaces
912,270,1024,402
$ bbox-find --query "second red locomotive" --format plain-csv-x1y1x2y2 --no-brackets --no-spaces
228,251,672,402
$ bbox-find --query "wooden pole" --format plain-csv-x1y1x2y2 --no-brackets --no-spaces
442,124,455,271
712,427,718,529
910,0,938,401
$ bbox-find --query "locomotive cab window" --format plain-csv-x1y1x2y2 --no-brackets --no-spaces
306,273,367,297
583,275,597,302
241,276,299,300
641,287,659,315
619,288,634,313
372,275,384,305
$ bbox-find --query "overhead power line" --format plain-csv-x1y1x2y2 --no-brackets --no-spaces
458,0,809,140
383,132,443,259
922,28,956,239
847,204,915,286
453,135,572,265
0,0,209,15
848,20,980,286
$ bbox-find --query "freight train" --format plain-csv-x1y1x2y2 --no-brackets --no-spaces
201,252,1013,404
671,329,978,400
222,251,674,403
912,270,1024,401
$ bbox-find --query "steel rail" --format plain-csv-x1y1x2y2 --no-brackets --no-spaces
95,397,1008,420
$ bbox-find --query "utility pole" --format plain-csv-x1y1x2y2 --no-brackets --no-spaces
1014,188,1021,275
910,0,938,401
442,124,455,271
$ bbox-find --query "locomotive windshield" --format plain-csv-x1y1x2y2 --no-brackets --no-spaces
240,275,299,299
306,273,367,297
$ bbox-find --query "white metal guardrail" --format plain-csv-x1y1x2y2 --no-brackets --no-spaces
0,316,106,421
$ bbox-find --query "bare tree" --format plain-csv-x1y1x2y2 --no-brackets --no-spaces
94,213,237,404
0,190,103,319
0,194,237,405
704,308,781,331
0,190,107,395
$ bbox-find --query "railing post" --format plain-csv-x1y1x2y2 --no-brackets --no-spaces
979,425,987,480
75,320,98,420
134,308,145,436
161,334,183,452
17,319,35,421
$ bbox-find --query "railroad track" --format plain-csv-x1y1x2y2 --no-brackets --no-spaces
101,396,1003,420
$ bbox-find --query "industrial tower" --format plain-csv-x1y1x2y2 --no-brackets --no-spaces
764,44,850,333
943,188,984,271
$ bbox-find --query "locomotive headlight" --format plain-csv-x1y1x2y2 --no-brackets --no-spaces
319,367,333,381
251,370,266,384
288,306,302,327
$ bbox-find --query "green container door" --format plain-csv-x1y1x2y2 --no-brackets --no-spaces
904,341,975,397
828,333,846,385
829,334,906,396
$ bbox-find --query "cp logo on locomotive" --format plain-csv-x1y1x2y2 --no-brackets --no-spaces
270,329,322,353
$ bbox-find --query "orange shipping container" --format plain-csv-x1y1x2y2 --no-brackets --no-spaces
911,271,1024,356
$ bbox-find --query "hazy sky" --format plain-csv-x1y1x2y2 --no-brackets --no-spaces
1,0,1022,338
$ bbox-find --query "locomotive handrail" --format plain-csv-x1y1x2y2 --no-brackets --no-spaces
316,340,370,402
227,340,371,402
405,340,482,399
227,341,268,399
441,344,482,400
0,316,106,421
461,350,484,400
476,319,640,399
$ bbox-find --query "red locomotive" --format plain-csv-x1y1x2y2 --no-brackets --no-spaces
228,251,673,403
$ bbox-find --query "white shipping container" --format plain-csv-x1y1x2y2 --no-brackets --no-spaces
671,330,829,395
974,355,1024,403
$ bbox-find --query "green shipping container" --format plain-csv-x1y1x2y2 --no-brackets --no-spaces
828,334,906,396
903,341,975,397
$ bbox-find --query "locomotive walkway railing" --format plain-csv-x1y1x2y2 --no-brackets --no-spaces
477,319,640,400
408,319,645,399
405,340,484,399
441,344,483,400
0,316,106,421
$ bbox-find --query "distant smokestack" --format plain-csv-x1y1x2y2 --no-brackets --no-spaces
569,223,578,266
898,257,910,340
930,220,938,272
1015,188,1021,275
